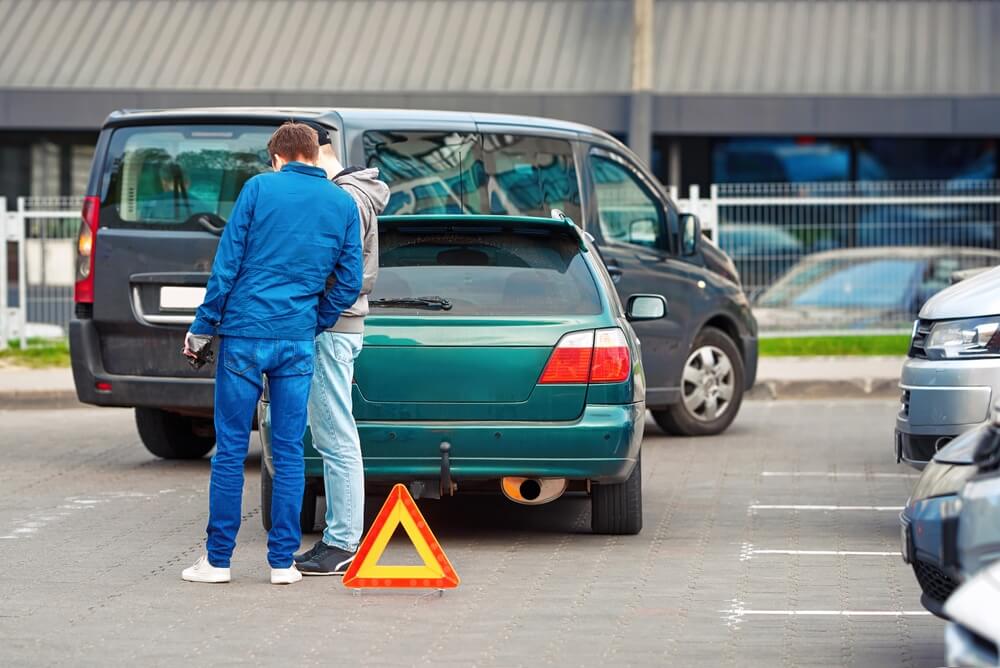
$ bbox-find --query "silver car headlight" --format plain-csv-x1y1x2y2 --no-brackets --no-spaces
925,316,1000,360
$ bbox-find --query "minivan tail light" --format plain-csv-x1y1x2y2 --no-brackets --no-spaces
74,196,100,304
539,331,594,384
590,328,631,383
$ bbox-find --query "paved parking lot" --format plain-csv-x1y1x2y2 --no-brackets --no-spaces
0,401,942,666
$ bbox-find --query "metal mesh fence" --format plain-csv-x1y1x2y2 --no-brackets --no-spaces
11,183,1000,341
708,180,1000,335
17,196,83,338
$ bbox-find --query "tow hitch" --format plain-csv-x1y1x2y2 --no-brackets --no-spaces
439,441,457,496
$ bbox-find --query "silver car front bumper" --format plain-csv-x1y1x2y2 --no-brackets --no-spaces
895,357,1000,468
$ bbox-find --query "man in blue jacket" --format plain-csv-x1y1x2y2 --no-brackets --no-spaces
180,122,362,586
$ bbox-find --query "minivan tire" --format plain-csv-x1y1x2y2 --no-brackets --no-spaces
652,327,745,437
134,407,215,459
591,453,642,535
260,459,318,534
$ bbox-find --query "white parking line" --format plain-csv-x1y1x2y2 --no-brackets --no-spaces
750,504,904,511
722,600,932,628
761,471,916,479
754,549,899,556
739,543,900,561
731,609,931,617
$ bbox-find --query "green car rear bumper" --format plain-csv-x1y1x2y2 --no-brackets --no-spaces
259,402,644,484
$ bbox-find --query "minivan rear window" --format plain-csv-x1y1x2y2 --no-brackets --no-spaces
363,131,582,223
373,227,602,316
101,124,275,229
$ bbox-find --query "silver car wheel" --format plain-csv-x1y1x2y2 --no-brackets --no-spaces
681,345,735,422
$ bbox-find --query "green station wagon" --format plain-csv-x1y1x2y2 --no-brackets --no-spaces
259,214,665,535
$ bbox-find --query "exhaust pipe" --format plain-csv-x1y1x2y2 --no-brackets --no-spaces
501,477,567,505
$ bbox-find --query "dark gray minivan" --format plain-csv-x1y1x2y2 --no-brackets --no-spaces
70,108,758,458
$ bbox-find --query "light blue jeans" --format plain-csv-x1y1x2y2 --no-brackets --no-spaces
307,331,364,551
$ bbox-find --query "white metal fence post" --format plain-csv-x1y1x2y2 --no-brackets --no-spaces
0,197,6,351
16,197,27,349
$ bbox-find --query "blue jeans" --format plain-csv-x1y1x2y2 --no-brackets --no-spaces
207,335,314,569
307,331,364,551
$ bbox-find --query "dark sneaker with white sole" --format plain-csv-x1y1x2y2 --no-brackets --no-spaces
293,540,326,565
297,543,356,576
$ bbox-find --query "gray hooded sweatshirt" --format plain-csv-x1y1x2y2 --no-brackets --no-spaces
327,167,391,333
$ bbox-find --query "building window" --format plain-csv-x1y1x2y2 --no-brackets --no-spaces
0,132,99,208
713,138,851,184
857,139,996,181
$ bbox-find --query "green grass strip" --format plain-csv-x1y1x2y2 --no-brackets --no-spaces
0,338,71,368
759,335,911,357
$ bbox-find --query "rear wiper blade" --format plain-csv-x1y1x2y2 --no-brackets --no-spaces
370,296,452,310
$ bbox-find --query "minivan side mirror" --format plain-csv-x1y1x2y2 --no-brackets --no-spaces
680,213,700,256
626,294,668,321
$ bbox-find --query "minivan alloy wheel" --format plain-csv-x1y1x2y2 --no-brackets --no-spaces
681,345,735,422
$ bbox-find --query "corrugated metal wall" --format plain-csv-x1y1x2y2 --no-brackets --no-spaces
0,0,996,95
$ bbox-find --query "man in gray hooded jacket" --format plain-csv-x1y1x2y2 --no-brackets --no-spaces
295,124,390,575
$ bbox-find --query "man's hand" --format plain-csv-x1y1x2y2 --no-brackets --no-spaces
183,332,216,370
183,332,198,359
183,332,213,358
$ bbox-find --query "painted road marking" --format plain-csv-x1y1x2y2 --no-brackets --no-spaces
762,471,916,479
739,543,899,561
750,504,904,511
722,599,932,627
730,609,931,617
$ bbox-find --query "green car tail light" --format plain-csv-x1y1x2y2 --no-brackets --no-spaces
539,328,630,385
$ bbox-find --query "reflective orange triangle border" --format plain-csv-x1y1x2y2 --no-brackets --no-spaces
342,484,459,589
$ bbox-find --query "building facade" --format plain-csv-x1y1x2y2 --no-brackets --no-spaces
0,0,997,203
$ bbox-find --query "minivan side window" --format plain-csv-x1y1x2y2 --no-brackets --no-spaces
103,125,274,229
590,152,669,252
363,131,485,215
482,134,581,222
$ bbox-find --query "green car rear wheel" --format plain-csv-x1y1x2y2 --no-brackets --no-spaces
591,452,642,535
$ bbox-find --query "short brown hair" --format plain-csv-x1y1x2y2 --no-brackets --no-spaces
267,122,319,163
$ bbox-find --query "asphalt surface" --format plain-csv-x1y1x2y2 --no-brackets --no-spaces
0,401,942,666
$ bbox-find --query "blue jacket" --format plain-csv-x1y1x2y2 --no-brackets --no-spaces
190,162,362,341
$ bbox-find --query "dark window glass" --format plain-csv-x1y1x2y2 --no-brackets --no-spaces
858,139,996,181
590,153,669,251
0,144,30,206
101,125,274,229
363,131,485,215
713,138,850,183
373,227,602,316
482,134,581,222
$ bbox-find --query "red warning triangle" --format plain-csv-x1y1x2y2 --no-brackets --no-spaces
342,484,459,589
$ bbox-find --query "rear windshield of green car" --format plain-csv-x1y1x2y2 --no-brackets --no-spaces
373,227,602,316
101,124,276,230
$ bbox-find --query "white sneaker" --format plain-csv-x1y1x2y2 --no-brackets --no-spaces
181,555,231,583
271,564,303,585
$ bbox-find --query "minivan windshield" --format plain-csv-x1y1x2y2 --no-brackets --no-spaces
101,124,275,230
373,226,602,316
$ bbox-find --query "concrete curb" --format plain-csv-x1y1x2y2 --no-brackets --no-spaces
746,378,899,401
0,390,84,410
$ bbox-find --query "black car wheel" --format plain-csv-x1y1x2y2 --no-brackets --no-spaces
134,407,215,459
591,453,642,535
260,458,318,534
653,327,745,437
